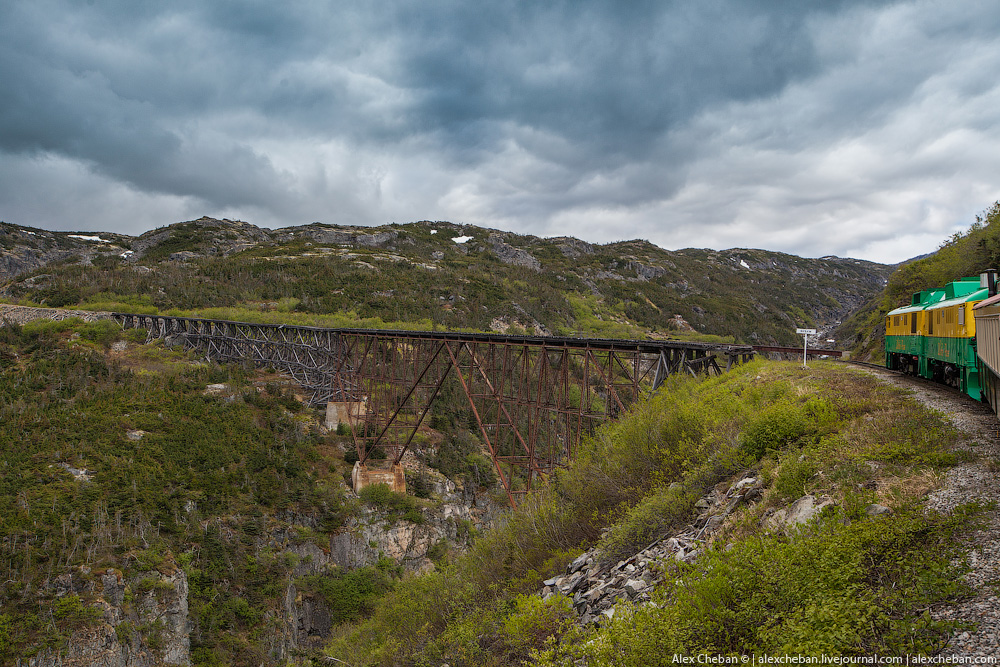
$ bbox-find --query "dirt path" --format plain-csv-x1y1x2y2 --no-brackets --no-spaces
859,366,1000,658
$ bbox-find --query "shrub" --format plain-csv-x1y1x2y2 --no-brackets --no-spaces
53,594,100,627
740,401,809,461
503,594,576,660
773,453,819,500
298,561,398,625
597,484,700,563
78,319,122,348
359,483,424,524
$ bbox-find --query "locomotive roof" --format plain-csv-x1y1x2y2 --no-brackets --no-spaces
886,303,927,316
889,277,986,317
925,287,988,310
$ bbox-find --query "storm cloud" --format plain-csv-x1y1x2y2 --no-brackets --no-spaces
2,0,999,262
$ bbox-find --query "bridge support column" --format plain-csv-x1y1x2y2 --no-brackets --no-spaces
352,462,407,495
325,400,366,430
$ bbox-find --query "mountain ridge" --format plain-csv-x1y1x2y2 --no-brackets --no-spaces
1,217,892,346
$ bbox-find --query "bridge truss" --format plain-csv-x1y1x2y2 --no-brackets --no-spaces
115,313,754,505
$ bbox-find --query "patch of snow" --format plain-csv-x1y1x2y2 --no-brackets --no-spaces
68,234,109,243
24,230,36,235
430,229,438,234
740,259,750,269
120,250,134,259
452,235,473,244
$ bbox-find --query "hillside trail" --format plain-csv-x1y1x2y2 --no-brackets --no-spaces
860,366,1000,657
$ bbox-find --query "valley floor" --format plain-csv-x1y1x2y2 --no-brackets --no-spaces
861,366,1000,658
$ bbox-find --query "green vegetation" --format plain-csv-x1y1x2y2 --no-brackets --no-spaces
296,558,401,625
324,361,974,665
540,507,975,664
359,483,425,524
0,318,354,662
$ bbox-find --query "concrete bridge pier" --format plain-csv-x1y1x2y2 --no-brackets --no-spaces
352,462,407,494
325,400,367,430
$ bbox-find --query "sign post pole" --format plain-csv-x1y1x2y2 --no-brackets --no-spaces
795,328,817,368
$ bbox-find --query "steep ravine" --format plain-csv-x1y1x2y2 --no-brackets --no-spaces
18,483,498,666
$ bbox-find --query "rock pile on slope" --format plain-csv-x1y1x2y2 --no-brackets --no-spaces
541,473,754,623
538,472,849,626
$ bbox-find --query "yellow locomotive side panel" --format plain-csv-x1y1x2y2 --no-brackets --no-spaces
926,302,979,339
886,310,922,336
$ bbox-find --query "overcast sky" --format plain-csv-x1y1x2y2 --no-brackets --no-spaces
3,1,1000,263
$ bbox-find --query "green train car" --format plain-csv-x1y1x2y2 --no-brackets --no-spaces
885,276,988,399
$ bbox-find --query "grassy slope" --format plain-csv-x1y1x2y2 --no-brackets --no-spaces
325,360,980,665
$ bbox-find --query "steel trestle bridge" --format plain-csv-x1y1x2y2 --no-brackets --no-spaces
115,313,754,505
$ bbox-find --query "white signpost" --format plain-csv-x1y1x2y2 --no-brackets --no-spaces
796,328,817,368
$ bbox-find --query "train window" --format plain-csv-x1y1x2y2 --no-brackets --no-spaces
959,306,965,326
911,313,917,334
929,313,934,335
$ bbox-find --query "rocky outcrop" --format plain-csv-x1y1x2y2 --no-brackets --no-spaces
0,304,113,324
129,217,271,261
20,568,190,667
626,260,670,281
539,473,765,624
551,237,596,258
295,226,399,249
763,494,836,531
487,234,542,272
330,496,475,574
537,476,842,626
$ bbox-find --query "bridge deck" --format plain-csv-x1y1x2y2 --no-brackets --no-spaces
113,312,754,506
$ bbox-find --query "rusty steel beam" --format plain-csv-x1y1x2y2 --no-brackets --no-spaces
114,313,754,506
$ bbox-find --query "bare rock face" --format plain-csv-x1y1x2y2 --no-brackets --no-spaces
764,494,837,532
21,569,190,667
329,500,473,574
487,234,542,272
552,237,596,258
299,227,399,249
625,260,670,281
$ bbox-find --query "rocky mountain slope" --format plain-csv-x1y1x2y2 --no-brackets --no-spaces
1,217,891,346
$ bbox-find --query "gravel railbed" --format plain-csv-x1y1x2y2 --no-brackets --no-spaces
859,367,1000,658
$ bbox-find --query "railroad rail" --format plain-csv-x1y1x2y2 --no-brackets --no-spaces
112,313,754,505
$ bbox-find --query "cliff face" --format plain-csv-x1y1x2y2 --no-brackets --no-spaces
13,491,493,666
19,568,189,667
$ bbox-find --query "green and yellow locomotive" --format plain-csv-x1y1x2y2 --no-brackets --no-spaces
885,276,989,399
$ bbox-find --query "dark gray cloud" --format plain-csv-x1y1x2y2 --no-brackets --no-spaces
1,0,999,261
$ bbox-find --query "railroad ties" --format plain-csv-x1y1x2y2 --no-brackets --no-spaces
115,313,755,506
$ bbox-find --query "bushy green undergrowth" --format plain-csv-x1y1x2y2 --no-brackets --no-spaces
325,361,970,666
359,483,425,524
538,506,978,665
297,558,401,625
0,319,352,662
